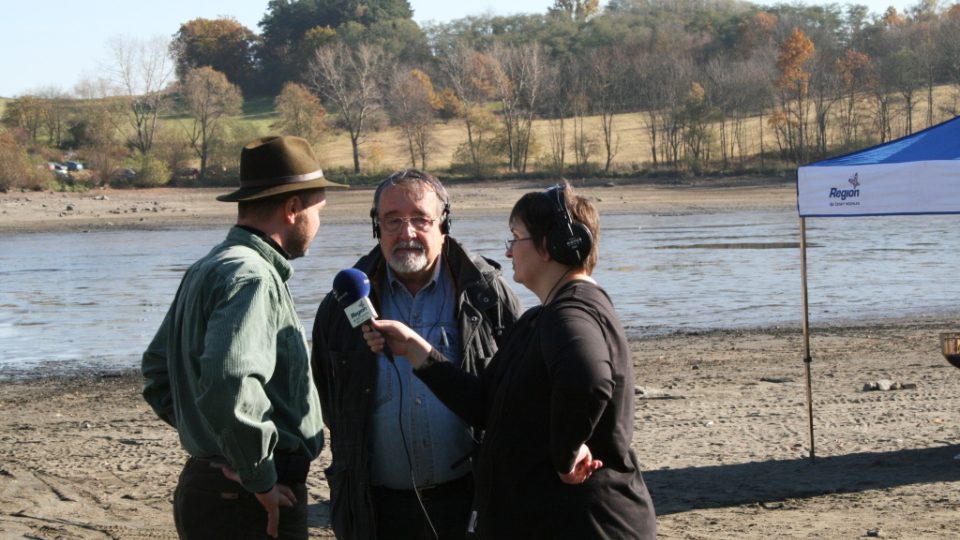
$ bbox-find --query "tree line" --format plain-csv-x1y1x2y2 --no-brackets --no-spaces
3,0,960,191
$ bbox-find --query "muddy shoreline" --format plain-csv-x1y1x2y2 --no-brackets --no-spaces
3,181,959,538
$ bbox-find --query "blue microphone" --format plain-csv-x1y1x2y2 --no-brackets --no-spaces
332,268,394,361
333,268,379,327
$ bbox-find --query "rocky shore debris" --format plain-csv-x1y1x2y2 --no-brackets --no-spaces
861,379,917,392
634,385,685,400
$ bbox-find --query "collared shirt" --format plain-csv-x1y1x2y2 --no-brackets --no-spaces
235,224,291,259
369,255,473,489
141,226,324,493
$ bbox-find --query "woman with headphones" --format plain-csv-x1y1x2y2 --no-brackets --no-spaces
363,182,657,539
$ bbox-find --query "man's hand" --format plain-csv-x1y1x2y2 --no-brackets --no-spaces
215,463,296,538
255,484,297,539
559,443,603,485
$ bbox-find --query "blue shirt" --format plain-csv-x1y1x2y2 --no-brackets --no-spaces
369,256,474,489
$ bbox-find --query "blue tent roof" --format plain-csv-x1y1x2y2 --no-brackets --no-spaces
804,114,960,167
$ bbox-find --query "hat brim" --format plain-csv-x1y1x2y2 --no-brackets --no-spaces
217,176,348,202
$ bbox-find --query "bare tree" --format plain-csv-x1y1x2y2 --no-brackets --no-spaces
182,67,243,178
33,87,71,148
588,47,627,173
73,78,127,185
939,6,960,116
439,44,501,177
810,49,843,158
634,50,691,167
1,95,46,142
490,43,547,174
106,36,175,156
306,43,387,174
910,17,942,128
540,60,568,174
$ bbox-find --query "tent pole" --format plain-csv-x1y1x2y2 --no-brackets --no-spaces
800,217,815,462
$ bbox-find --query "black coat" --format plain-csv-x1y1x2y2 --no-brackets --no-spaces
311,237,522,540
417,280,657,539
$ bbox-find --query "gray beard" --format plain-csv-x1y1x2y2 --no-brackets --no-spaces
389,251,428,274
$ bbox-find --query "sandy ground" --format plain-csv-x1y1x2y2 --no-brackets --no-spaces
2,179,959,539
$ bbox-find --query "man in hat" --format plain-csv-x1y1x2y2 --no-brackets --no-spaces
142,135,345,539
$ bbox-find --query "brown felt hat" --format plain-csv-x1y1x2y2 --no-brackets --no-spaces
217,136,346,202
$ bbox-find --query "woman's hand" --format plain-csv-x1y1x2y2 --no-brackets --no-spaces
559,443,603,485
362,319,432,369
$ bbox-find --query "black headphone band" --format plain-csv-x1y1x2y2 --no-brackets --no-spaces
547,185,574,234
544,184,592,265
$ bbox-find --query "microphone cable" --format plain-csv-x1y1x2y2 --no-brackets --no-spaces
387,357,440,540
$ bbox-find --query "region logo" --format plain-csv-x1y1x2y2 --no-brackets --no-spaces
828,172,861,206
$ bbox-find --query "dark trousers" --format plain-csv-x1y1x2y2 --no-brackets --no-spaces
173,457,309,540
371,475,474,540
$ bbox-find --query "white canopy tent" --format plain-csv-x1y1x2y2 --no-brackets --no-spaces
796,115,960,460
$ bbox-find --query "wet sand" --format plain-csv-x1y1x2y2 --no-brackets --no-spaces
2,180,959,538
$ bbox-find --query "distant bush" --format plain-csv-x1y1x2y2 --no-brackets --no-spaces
111,155,171,188
0,131,52,191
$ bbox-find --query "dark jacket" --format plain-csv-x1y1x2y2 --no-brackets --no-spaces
311,237,521,540
417,280,657,539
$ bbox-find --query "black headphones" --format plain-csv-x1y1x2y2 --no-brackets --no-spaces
371,202,451,239
545,184,593,266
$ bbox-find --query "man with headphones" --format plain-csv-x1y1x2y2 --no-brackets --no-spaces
311,169,522,540
358,182,657,539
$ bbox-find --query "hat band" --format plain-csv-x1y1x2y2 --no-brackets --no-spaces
242,169,324,188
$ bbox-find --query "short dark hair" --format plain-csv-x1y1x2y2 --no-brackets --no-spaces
509,182,600,274
371,169,449,218
238,188,323,219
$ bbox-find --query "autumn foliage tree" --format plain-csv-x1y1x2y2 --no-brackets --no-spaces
0,131,48,191
171,18,259,95
386,69,442,169
273,82,327,145
774,28,815,163
834,49,873,148
182,67,243,179
549,0,600,22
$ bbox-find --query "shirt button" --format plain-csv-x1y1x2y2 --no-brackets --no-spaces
415,397,423,405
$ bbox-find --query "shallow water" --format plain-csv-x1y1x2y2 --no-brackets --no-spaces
2,209,958,377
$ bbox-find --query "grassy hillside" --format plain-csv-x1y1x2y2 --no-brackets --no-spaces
211,84,958,177
10,85,957,183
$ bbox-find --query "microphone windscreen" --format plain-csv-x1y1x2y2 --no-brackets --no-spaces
333,268,378,328
333,268,371,306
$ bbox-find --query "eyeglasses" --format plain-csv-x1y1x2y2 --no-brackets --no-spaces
504,237,532,250
378,216,439,233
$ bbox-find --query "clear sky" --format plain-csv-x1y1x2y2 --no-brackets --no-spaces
0,0,917,98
